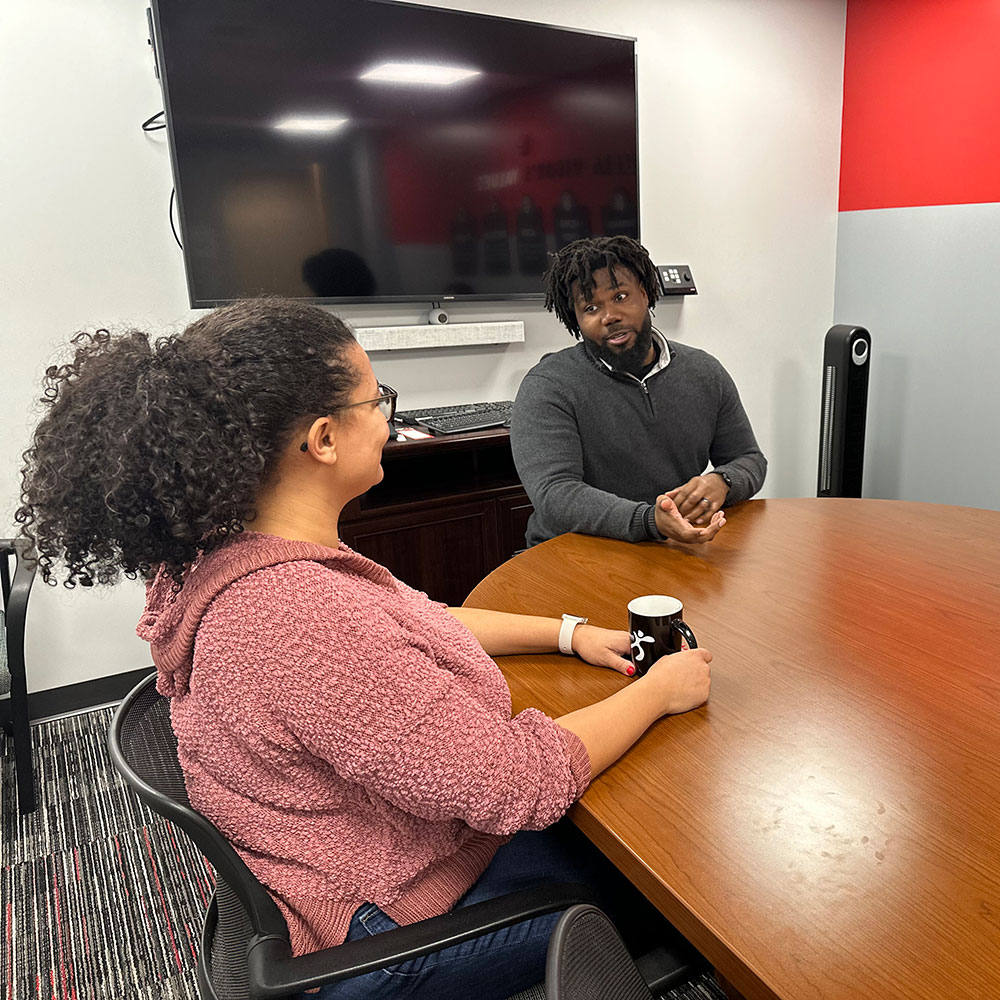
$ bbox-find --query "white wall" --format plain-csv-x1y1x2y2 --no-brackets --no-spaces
0,0,846,693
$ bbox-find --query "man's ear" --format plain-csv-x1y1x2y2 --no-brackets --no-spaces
299,416,339,464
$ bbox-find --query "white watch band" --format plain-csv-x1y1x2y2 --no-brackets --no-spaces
558,614,588,655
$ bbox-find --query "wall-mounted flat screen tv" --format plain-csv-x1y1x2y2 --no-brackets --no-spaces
150,0,638,307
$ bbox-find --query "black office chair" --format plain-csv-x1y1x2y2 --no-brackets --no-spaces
546,904,710,1000
1,538,37,814
108,673,599,1000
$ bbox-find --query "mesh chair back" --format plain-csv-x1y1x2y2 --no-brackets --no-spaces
109,675,291,1000
197,881,255,1000
113,680,191,803
546,904,656,1000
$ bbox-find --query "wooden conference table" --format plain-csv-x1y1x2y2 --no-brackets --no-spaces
465,499,1000,1000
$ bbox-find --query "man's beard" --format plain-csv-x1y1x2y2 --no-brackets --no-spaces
591,315,654,375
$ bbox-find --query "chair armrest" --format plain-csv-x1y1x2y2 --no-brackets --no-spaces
246,881,597,999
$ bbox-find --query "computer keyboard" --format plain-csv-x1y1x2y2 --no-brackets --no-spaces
395,400,514,435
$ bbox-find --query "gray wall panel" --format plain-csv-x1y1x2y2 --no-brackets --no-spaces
834,203,1000,510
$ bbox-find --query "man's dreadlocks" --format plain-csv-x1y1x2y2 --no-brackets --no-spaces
542,236,660,338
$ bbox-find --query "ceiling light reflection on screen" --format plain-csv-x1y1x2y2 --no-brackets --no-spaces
359,62,481,86
273,116,349,133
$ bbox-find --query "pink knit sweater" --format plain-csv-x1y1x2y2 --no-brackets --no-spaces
137,532,590,956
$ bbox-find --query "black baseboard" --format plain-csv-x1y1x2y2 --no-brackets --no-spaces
28,667,155,721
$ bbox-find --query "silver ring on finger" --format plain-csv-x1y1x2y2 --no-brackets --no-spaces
701,498,711,505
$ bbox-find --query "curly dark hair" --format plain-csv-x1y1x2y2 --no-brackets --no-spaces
542,235,660,338
15,298,358,588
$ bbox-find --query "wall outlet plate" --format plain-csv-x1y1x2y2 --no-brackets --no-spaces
656,264,697,296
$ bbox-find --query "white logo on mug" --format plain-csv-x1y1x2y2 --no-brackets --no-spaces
630,630,655,662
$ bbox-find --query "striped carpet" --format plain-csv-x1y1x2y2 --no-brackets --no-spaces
1,707,725,1000
2,707,212,1000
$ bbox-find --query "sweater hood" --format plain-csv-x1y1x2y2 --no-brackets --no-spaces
137,532,392,697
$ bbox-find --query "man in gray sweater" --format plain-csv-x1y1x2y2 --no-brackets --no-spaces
511,236,766,547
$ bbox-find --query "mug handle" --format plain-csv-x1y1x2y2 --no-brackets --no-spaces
671,620,698,650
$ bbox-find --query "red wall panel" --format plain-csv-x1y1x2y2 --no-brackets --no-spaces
840,0,1000,211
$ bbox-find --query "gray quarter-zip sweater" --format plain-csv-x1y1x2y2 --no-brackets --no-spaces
510,331,767,546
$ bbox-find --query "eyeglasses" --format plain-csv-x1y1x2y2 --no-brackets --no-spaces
335,383,397,422
299,384,399,452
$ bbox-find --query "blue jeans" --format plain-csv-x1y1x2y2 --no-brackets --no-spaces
307,821,652,1000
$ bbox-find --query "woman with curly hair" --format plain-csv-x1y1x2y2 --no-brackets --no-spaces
17,298,712,999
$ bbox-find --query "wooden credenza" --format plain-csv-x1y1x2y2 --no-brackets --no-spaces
339,428,531,606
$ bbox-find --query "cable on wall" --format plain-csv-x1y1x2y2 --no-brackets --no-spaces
169,189,183,249
141,110,182,249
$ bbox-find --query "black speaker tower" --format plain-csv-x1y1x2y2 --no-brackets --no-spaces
818,324,871,497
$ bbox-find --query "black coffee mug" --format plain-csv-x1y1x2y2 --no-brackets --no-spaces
627,595,698,676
